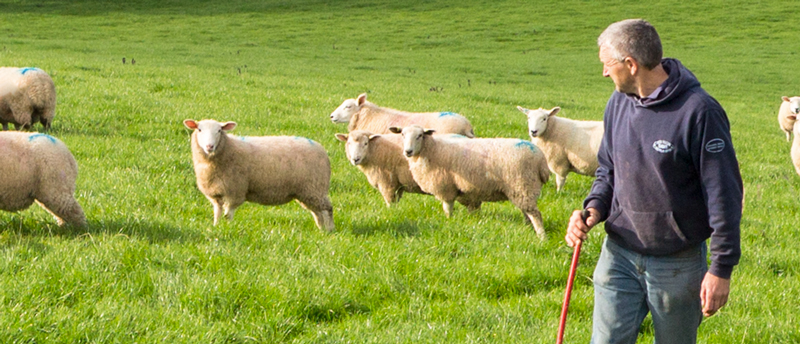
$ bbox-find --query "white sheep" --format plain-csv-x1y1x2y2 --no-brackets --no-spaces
0,132,86,226
183,119,335,231
334,130,427,206
0,67,56,131
330,93,475,137
390,125,551,239
778,96,799,142
517,106,604,191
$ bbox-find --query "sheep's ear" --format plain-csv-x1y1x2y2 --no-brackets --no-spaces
782,96,790,102
183,119,198,130
424,129,436,136
334,133,348,142
357,93,368,106
368,134,381,141
548,107,561,117
221,122,237,132
516,106,529,115
388,126,402,134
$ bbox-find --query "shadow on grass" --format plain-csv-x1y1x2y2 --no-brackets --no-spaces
349,219,422,237
0,215,203,244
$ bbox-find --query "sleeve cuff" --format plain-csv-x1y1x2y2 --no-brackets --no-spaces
584,199,609,221
708,262,734,280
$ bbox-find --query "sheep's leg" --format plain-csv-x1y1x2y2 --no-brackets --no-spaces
555,174,567,192
208,196,223,225
9,101,33,131
1,122,7,130
787,131,793,142
222,202,238,222
35,197,87,228
442,201,455,217
315,209,335,232
524,208,546,240
378,185,396,207
298,197,335,232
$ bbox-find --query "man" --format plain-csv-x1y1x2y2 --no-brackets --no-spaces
565,19,743,344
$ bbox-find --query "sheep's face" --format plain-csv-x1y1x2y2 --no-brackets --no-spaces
790,97,800,115
345,132,377,166
330,99,360,123
184,119,237,156
518,106,560,138
392,125,434,158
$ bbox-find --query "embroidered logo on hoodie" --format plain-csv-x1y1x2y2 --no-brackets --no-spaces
652,140,673,153
705,138,725,153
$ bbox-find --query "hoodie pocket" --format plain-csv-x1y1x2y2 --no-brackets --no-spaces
628,209,688,249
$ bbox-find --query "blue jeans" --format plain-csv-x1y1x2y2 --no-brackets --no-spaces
591,237,707,344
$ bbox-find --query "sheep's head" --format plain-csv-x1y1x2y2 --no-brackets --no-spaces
518,106,560,138
390,125,435,158
330,93,368,123
184,119,237,156
335,130,380,166
785,96,800,115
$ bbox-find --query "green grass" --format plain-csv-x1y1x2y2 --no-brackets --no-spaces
0,0,798,342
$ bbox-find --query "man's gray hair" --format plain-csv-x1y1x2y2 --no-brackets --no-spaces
598,19,663,70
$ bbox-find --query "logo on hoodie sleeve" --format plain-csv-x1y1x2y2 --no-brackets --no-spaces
705,138,725,153
652,140,674,153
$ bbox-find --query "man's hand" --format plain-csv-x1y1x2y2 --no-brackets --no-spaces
700,272,731,317
565,208,600,247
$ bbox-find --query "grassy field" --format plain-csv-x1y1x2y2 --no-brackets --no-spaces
0,0,798,342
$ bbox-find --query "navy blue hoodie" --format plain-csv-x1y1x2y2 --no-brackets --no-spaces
584,58,742,279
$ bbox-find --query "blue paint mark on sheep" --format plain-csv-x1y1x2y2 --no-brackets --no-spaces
515,140,537,152
293,136,316,145
28,133,57,144
439,112,458,117
20,67,40,75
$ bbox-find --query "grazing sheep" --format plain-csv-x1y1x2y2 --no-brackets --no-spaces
0,67,56,131
517,106,604,191
335,130,427,206
779,96,800,142
791,118,800,176
390,125,550,239
184,119,334,231
0,132,86,226
330,93,475,137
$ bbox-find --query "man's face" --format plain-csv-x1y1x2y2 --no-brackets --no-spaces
599,45,634,94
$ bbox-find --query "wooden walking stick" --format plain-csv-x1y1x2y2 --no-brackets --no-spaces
557,209,590,344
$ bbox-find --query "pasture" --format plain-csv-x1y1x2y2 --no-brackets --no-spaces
0,0,798,342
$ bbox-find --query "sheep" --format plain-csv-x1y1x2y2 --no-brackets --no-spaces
0,67,56,131
791,117,800,176
334,130,427,206
0,132,86,227
330,93,475,137
778,96,800,142
390,125,551,239
183,119,335,231
517,106,604,192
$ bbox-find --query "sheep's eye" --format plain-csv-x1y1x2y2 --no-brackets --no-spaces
218,129,222,133
345,105,352,109
197,129,202,132
541,118,547,122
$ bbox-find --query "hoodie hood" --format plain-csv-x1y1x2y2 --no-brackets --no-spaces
632,58,701,108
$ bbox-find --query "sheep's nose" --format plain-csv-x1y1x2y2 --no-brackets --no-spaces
404,150,413,157
530,130,538,137
352,157,361,165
